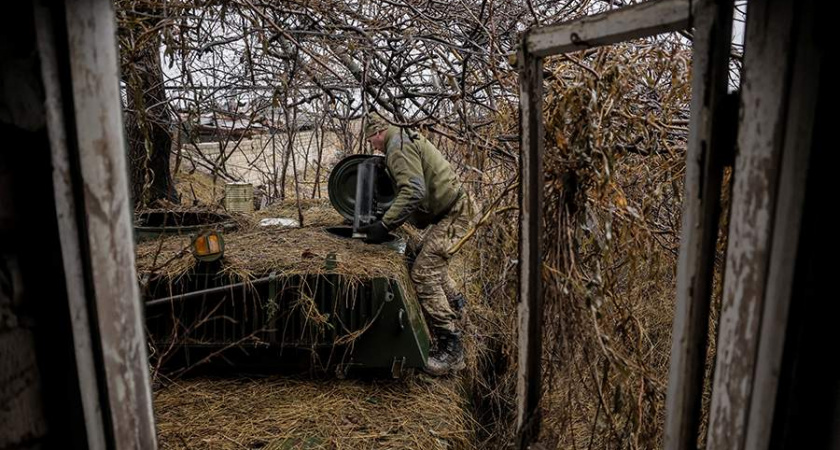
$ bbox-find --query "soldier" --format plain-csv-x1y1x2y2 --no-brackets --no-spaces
358,113,476,376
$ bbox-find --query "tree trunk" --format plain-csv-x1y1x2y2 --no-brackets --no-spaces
123,20,177,208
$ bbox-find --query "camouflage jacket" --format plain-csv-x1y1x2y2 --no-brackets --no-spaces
381,126,461,230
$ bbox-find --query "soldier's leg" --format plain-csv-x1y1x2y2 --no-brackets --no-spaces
414,220,466,376
411,222,457,334
438,195,476,312
442,273,459,299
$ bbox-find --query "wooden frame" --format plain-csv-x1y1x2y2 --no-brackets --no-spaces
35,0,157,448
708,0,821,447
524,0,692,57
516,1,734,448
516,51,544,446
741,0,820,445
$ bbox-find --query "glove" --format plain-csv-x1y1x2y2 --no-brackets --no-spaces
358,221,390,244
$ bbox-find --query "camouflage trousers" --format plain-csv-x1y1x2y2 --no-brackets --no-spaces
410,193,477,334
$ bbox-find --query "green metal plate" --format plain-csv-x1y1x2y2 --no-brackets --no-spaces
327,154,396,221
348,278,430,374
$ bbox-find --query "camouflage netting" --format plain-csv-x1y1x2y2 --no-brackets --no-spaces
140,199,495,450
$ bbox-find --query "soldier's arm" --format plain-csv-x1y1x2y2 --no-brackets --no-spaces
382,138,425,230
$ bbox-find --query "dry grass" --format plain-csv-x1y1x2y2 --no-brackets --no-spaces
147,255,498,449
154,375,478,450
143,37,703,450
428,38,703,449
251,198,346,228
138,200,418,376
135,198,403,284
175,169,226,207
140,199,489,450
519,40,694,449
137,226,406,279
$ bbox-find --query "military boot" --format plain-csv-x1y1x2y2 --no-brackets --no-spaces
424,330,466,376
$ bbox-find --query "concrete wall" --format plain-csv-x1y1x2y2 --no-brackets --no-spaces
183,126,362,191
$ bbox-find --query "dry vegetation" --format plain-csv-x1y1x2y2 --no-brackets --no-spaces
154,376,476,450
120,0,744,447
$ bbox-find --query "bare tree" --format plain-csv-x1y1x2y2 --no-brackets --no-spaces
119,0,179,207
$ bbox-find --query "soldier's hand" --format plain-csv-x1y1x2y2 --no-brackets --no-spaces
359,221,390,244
